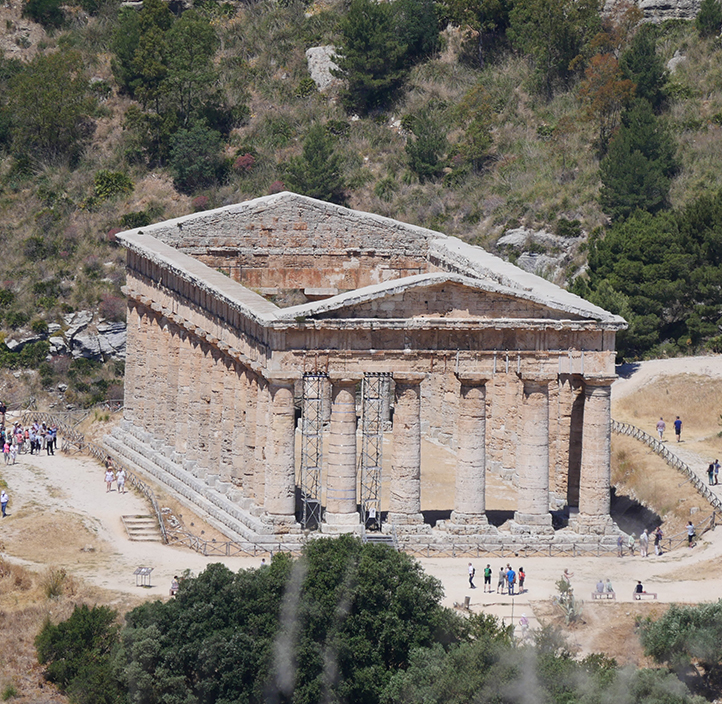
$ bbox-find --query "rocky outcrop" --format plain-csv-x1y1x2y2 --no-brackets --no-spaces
305,46,341,92
604,0,701,22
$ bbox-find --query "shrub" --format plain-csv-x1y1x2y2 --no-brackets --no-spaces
99,294,126,322
192,195,210,212
169,121,223,194
697,0,722,37
93,171,134,201
22,0,63,28
269,180,285,194
1,684,18,700
555,218,582,238
233,153,255,174
40,567,68,599
120,211,151,229
30,319,48,335
296,76,317,98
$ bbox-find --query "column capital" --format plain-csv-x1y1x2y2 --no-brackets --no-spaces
517,373,554,387
393,371,425,384
265,371,302,386
455,372,490,386
583,375,617,388
328,372,363,384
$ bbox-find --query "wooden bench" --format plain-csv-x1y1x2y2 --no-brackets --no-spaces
633,591,657,600
591,591,616,600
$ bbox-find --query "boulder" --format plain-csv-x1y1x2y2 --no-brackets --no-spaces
97,322,127,359
64,310,93,339
71,332,102,360
5,333,45,352
305,46,341,91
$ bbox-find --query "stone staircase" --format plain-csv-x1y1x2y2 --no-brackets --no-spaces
122,514,164,542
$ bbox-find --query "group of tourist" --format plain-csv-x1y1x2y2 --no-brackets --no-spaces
656,416,682,442
617,527,664,557
468,563,526,596
103,456,127,494
1,421,57,464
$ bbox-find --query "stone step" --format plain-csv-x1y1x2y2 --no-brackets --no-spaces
105,425,303,546
121,514,163,542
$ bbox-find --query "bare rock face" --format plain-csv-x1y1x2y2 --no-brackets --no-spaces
604,0,701,21
305,46,341,92
496,226,584,282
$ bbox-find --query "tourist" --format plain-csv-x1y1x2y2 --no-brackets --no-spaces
656,417,666,440
105,466,115,492
617,534,624,557
468,562,476,589
0,400,7,426
635,580,644,597
674,416,682,442
639,528,649,557
0,489,8,517
605,578,614,594
687,521,695,548
654,526,663,555
709,462,715,486
483,564,492,593
117,468,126,495
170,576,180,596
715,459,720,485
9,444,17,465
3,441,9,465
497,566,506,594
518,566,525,593
627,533,636,556
507,565,516,596
519,614,529,639
596,579,604,594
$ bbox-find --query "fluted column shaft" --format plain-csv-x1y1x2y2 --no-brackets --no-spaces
388,373,424,523
515,377,552,525
265,376,297,516
453,376,488,518
579,378,614,517
254,377,268,502
324,377,360,527
123,302,140,425
244,372,258,499
174,329,191,456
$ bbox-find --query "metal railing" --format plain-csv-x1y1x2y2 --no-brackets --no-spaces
611,420,722,511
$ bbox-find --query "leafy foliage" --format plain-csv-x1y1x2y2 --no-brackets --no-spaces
405,110,448,181
508,0,602,97
619,25,668,111
169,120,224,194
35,604,123,703
696,0,722,37
6,49,96,163
599,99,677,221
22,0,64,28
284,124,348,205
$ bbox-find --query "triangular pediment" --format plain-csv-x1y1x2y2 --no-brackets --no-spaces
277,274,591,322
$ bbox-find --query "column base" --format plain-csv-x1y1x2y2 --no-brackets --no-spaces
437,512,498,535
260,512,302,535
511,512,554,536
568,513,617,536
384,513,431,534
322,512,362,535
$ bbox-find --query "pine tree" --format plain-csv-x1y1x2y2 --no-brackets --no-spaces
696,0,722,37
333,0,409,114
619,25,667,111
284,124,348,205
600,99,677,221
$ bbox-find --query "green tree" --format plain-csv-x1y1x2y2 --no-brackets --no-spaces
22,0,64,28
620,24,668,111
164,9,219,126
453,82,494,169
640,601,722,695
35,604,123,704
284,124,348,205
697,0,722,37
508,0,602,97
6,49,96,163
333,0,409,114
393,0,440,65
405,110,448,181
169,120,223,194
599,98,677,221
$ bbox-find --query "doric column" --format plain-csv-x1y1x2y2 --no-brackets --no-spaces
153,316,170,443
174,328,192,457
123,301,140,426
195,339,213,478
231,360,247,490
220,357,238,486
388,372,425,525
514,375,554,531
244,371,258,499
206,346,225,482
264,374,299,519
576,377,615,533
323,375,361,531
141,312,160,431
449,374,490,528
254,376,268,502
163,319,180,456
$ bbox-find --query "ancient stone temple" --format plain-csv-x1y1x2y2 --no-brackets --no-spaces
106,192,626,547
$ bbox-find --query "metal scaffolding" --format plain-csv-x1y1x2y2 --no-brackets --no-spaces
359,373,390,531
299,373,326,530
